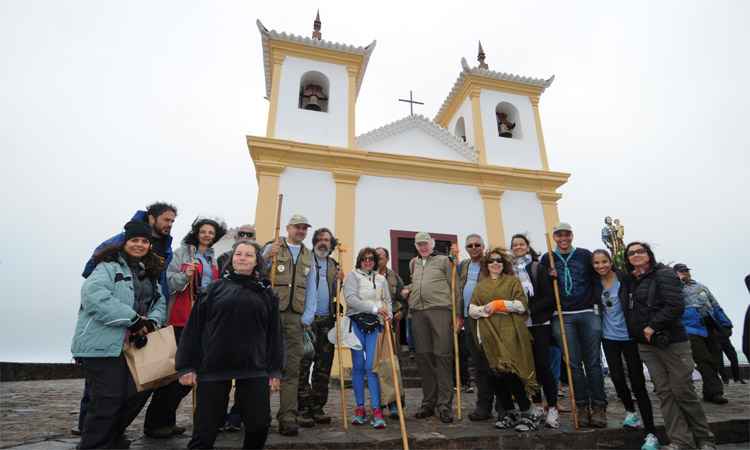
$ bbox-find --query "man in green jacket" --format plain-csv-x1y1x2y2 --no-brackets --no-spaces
401,232,459,423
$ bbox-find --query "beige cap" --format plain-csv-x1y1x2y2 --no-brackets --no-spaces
414,232,432,243
553,222,573,234
288,214,311,227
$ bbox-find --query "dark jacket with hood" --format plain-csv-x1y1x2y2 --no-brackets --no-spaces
625,263,687,345
523,260,556,325
175,272,284,381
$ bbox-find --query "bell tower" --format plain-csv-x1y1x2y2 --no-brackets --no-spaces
257,14,376,148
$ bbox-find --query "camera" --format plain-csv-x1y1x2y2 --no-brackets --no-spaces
652,330,670,349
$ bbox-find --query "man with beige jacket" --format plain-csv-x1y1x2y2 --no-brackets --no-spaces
400,232,458,423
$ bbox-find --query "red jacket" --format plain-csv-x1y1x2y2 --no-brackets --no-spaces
169,261,219,327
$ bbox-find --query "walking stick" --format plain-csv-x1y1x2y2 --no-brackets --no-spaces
334,243,348,430
544,233,579,430
449,250,462,420
269,194,284,288
384,319,409,450
188,247,198,417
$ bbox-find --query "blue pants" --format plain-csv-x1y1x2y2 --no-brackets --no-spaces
552,311,606,407
549,342,562,384
350,322,381,409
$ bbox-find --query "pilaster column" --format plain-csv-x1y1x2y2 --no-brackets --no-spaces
470,89,488,165
537,192,563,238
346,66,358,148
530,95,550,170
254,162,286,243
479,187,506,248
266,53,285,137
333,170,360,270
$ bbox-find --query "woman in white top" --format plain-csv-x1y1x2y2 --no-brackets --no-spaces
343,247,392,429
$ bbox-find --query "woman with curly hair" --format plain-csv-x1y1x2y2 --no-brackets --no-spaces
71,221,166,449
468,247,540,432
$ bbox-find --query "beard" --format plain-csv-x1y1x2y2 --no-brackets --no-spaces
314,245,330,258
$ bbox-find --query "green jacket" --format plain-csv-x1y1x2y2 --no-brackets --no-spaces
406,253,459,313
71,256,166,358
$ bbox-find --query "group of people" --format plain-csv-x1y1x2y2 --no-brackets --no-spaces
70,202,746,450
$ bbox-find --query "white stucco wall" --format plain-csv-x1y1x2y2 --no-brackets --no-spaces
480,90,542,170
447,98,475,146
355,176,486,260
277,168,336,247
358,127,470,162
274,56,349,147
500,190,548,250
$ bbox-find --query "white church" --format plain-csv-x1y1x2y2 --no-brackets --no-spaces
248,14,569,278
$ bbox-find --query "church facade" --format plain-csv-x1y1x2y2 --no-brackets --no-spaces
248,16,569,275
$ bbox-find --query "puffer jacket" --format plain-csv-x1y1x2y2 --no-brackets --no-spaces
625,263,687,345
71,255,166,357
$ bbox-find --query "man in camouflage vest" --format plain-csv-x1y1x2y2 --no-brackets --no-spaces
297,228,342,426
264,214,315,436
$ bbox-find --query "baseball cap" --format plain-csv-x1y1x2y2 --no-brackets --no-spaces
414,232,432,244
553,222,573,234
288,214,311,227
673,263,691,273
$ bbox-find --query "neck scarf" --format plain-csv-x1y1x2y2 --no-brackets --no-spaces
513,254,534,297
554,247,577,297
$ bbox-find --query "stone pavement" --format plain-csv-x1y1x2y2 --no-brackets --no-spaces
1,378,748,449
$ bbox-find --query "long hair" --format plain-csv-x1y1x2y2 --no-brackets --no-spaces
355,247,379,270
92,243,164,280
480,247,514,277
224,241,265,280
182,217,227,247
624,241,656,274
510,233,540,261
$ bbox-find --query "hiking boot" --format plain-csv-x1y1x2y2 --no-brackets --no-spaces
704,395,728,404
545,406,560,429
144,426,175,439
171,425,186,435
297,414,315,428
388,403,399,419
641,433,660,450
590,404,607,428
414,407,434,419
468,409,492,421
352,406,367,425
278,421,299,437
575,405,591,428
371,408,386,429
311,409,332,424
622,411,642,429
438,408,454,424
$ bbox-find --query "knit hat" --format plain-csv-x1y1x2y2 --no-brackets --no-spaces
124,220,153,242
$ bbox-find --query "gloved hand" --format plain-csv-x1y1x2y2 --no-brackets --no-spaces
484,299,526,315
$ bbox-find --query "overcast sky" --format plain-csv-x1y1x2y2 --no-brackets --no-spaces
2,1,748,362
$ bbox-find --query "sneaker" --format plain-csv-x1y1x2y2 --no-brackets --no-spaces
590,404,607,428
70,426,81,436
388,403,399,419
494,410,518,430
641,433,659,450
462,385,475,393
622,411,642,429
371,408,386,429
514,409,540,432
352,406,367,425
278,421,299,437
545,406,560,429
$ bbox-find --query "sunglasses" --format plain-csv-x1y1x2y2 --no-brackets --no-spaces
466,243,482,249
487,257,504,264
237,231,255,238
363,256,376,262
627,248,647,257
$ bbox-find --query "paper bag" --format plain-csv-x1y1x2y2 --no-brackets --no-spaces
372,330,404,405
124,325,178,392
330,347,353,381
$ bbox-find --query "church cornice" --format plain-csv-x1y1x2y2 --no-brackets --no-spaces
257,20,376,98
247,135,569,195
355,114,478,163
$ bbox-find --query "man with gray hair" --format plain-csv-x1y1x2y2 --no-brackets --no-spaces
401,232,459,423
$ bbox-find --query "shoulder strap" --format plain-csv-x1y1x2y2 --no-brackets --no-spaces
409,258,416,275
530,261,540,286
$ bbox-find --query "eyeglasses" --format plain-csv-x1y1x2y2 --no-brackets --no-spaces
466,243,482,249
363,256,376,262
627,248,647,257
487,257,504,264
237,231,255,238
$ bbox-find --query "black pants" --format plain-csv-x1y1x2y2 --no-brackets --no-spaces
492,371,531,412
529,325,558,407
465,318,508,414
602,339,656,433
454,327,476,387
189,378,270,449
144,326,193,430
716,333,741,381
77,378,90,432
689,334,724,399
78,356,151,449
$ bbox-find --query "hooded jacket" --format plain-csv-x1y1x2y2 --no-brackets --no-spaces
625,263,687,345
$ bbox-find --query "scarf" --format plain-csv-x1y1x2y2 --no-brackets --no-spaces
554,248,577,297
513,254,534,297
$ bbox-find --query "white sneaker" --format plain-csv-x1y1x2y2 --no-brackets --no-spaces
622,411,642,429
545,406,560,429
640,433,659,450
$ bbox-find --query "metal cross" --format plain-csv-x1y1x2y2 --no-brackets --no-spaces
398,90,424,116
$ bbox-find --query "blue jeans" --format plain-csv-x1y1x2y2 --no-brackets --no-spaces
549,343,561,385
350,322,381,409
552,311,606,407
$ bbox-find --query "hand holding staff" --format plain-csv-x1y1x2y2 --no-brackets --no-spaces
449,244,462,420
384,319,409,450
545,233,579,429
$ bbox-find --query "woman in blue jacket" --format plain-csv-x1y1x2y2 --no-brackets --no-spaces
71,221,166,449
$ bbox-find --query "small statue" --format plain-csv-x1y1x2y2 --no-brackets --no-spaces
601,216,615,253
602,216,626,271
497,112,516,138
613,219,625,256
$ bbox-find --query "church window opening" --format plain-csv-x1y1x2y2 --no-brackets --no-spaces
495,102,521,139
299,71,329,112
454,117,467,142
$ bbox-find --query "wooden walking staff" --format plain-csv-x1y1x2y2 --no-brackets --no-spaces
188,247,199,416
544,233,579,430
269,194,284,288
449,246,462,420
334,243,348,430
384,319,409,450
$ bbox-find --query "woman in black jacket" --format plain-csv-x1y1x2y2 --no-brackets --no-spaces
176,241,283,450
510,234,558,429
592,249,658,450
624,242,715,450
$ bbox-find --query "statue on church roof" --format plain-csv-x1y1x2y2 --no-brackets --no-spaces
477,41,488,70
312,10,322,40
602,216,626,270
